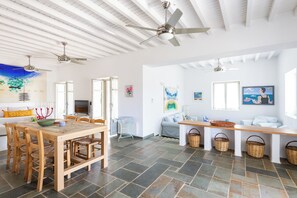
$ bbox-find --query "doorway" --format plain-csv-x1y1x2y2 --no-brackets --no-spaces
92,77,118,136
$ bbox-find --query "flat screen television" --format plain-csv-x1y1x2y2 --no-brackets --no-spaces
75,100,89,114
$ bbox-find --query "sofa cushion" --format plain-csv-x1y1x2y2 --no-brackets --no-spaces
252,116,278,125
3,109,33,117
173,113,183,122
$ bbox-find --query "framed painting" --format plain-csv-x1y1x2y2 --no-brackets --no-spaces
164,86,178,112
125,85,133,97
194,92,202,100
242,86,274,105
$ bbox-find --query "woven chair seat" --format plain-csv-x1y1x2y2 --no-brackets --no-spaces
31,147,54,159
75,138,101,145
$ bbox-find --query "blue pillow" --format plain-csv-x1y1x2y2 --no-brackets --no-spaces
174,114,183,122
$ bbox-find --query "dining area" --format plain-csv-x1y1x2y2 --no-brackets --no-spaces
3,116,108,193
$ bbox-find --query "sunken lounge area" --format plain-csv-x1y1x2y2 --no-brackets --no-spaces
1,0,297,198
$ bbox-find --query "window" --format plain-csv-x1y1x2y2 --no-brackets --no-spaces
212,81,240,110
55,81,74,119
285,68,297,119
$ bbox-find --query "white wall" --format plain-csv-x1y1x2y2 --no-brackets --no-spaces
184,58,279,123
143,65,184,136
278,48,297,129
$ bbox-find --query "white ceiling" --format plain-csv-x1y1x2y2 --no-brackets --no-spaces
0,0,296,62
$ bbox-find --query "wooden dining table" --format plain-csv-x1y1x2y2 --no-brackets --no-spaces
17,121,108,192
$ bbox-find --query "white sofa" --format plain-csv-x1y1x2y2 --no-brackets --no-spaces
240,116,282,128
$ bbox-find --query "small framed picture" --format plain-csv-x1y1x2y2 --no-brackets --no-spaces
194,92,202,100
242,86,274,105
125,85,133,97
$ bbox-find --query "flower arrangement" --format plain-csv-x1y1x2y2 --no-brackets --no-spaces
125,85,133,97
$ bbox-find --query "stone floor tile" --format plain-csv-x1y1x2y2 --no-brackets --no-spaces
177,184,222,198
163,170,193,183
111,168,139,182
43,189,68,198
32,194,46,198
285,186,297,198
97,179,125,197
246,166,278,177
190,174,211,190
214,167,232,181
69,193,85,198
229,180,243,195
61,180,91,197
133,163,169,187
178,160,202,176
1,172,27,188
263,159,276,171
174,152,192,163
106,191,129,198
198,164,216,177
281,177,296,187
242,182,260,197
120,183,145,198
208,178,229,197
258,174,283,189
259,185,288,198
156,158,184,168
276,168,291,179
189,155,213,164
123,162,148,173
212,160,233,169
232,167,245,176
246,158,265,169
287,169,297,186
158,178,184,198
183,148,196,154
140,175,171,198
79,184,100,197
84,172,115,187
231,173,258,185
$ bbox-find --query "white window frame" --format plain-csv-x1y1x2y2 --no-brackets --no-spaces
285,68,297,119
212,81,240,111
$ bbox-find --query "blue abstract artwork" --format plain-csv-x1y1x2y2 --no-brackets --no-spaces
242,86,274,105
164,87,178,112
0,63,40,92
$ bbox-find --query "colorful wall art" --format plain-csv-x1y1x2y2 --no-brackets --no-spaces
164,86,178,112
0,63,46,103
194,92,202,100
125,85,133,97
242,86,274,105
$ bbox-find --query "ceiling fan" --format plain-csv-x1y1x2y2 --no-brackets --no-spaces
213,59,239,72
14,55,51,72
53,42,87,64
126,1,210,46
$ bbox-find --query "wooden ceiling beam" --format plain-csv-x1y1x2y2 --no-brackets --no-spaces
0,7,115,56
268,0,281,21
0,1,124,55
21,0,139,52
254,53,260,62
0,18,105,58
267,51,275,60
246,0,254,27
189,0,211,34
218,0,230,31
77,0,154,46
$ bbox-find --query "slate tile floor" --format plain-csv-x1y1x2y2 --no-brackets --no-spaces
1,136,297,197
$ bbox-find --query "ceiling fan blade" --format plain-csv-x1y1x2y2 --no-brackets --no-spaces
71,58,87,61
167,8,183,27
227,68,239,71
35,68,52,72
168,37,180,47
140,35,158,45
126,24,158,32
70,59,85,64
51,52,60,57
175,27,210,34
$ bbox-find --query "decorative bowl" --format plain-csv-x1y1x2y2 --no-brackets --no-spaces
210,120,235,127
37,119,56,127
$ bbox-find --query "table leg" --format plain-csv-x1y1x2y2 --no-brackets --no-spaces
234,130,242,157
204,127,212,151
271,134,281,163
101,129,108,168
54,140,64,191
179,125,187,146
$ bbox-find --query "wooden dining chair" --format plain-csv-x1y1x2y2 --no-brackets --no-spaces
14,125,29,179
4,123,14,170
25,127,54,192
65,115,77,121
73,119,105,170
77,117,91,123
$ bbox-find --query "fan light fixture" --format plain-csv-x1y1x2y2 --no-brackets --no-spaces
159,32,174,40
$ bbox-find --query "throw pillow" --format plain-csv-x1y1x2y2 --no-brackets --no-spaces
3,109,33,117
173,114,183,122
